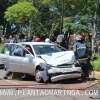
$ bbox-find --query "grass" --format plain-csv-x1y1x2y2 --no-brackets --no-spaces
91,56,100,71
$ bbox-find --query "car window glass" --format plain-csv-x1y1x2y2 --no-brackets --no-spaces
33,45,66,55
11,45,25,57
23,44,34,56
5,44,16,55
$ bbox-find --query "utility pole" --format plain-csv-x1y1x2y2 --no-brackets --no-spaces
95,0,100,40
60,0,64,34
91,0,100,54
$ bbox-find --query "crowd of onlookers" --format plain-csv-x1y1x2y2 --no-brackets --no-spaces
0,34,42,43
0,33,100,55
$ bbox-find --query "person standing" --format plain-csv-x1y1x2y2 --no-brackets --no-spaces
73,35,93,80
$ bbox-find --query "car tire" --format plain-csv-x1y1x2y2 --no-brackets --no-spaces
0,64,5,69
35,69,43,83
4,72,21,80
4,72,13,79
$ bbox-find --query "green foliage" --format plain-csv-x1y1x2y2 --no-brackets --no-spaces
64,16,90,34
63,0,96,16
5,1,38,23
29,0,60,37
92,57,100,71
42,0,51,5
3,0,98,36
71,24,90,34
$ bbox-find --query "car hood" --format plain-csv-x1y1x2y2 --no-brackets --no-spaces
40,51,75,66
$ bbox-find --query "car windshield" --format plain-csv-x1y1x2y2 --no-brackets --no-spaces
33,44,66,55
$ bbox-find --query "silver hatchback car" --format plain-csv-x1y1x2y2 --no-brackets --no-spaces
0,42,82,82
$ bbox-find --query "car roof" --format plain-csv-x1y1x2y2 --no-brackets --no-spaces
21,42,54,45
5,42,54,46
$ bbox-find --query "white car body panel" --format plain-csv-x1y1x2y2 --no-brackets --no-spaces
0,54,8,65
7,56,35,74
40,51,75,66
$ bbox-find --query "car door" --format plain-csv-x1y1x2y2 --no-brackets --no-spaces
22,44,35,74
8,44,35,75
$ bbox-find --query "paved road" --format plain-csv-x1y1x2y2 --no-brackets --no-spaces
0,94,94,100
0,70,97,90
0,69,100,100
0,88,99,100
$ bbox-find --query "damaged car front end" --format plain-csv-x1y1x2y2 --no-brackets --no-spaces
47,64,81,82
38,50,82,82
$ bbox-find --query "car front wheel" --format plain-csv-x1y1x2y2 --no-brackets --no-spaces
35,69,43,83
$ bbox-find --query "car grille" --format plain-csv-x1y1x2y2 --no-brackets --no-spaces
57,64,73,68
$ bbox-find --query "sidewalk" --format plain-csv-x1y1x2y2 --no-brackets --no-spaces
94,71,100,80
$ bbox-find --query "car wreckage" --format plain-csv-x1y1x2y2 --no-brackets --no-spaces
0,42,82,82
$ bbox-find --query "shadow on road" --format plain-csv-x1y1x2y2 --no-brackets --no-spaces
19,75,88,84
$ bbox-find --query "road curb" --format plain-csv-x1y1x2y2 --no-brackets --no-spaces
0,82,96,90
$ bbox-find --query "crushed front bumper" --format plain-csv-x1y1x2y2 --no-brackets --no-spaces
50,73,81,82
48,67,82,82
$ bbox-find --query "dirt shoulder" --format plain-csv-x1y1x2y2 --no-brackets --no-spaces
94,71,100,79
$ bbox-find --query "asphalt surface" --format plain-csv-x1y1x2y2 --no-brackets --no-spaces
0,88,99,100
0,69,99,100
0,69,97,90
0,94,96,100
0,94,93,100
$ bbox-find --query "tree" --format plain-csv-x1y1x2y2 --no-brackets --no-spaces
64,17,90,35
3,0,99,37
5,1,38,23
25,0,61,37
0,0,11,34
4,1,38,36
